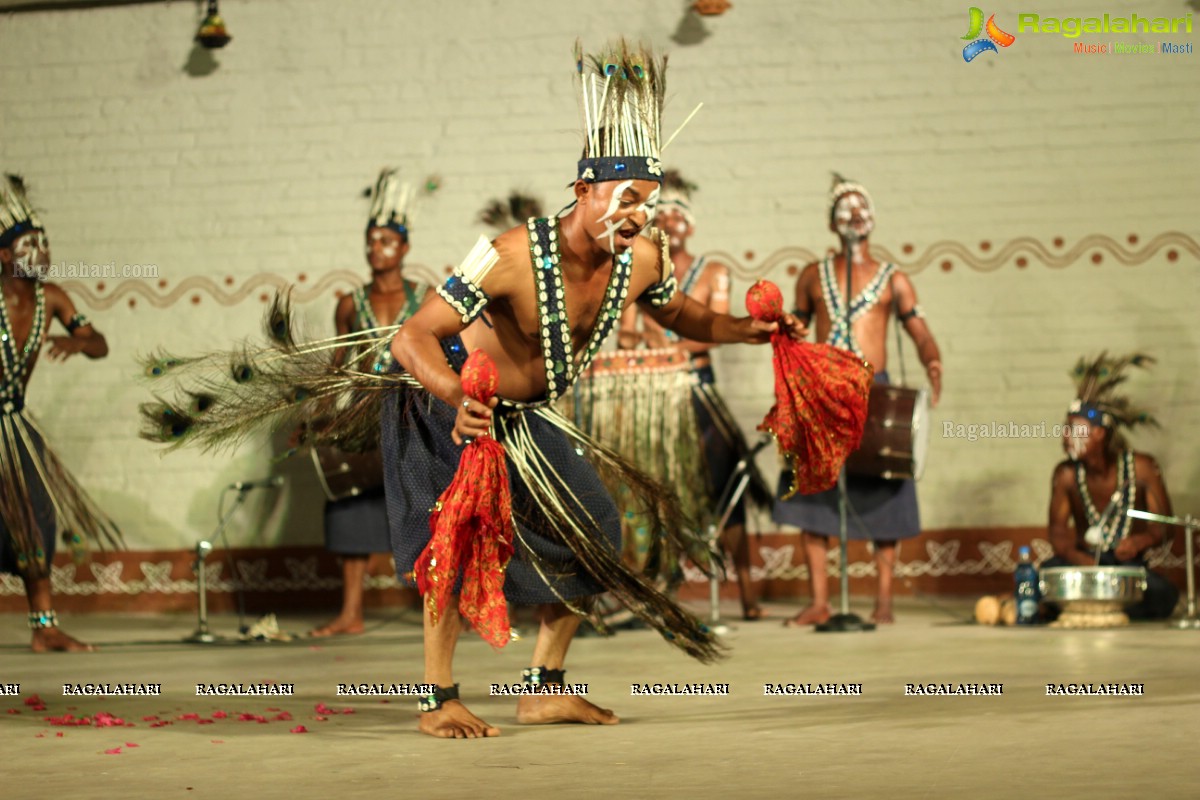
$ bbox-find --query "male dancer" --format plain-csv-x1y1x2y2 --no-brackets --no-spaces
776,176,942,626
384,43,805,738
0,174,117,651
308,169,430,637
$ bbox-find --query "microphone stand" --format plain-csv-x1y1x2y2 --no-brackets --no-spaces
817,234,875,633
707,435,774,632
183,487,252,644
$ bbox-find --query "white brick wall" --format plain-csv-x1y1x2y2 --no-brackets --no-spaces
1,0,1196,549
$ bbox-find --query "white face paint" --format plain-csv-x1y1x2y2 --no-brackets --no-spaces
595,179,634,253
833,193,874,242
1065,423,1090,460
12,230,49,277
366,228,402,271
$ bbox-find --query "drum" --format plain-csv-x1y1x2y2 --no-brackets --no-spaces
310,446,384,502
1040,566,1148,629
844,384,930,480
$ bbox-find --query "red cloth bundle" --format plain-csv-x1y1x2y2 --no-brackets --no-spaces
746,280,873,497
414,350,515,648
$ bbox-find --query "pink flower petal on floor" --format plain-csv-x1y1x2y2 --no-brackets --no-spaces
178,713,201,721
314,703,333,714
211,711,228,719
24,694,44,706
125,742,139,748
314,715,328,722
273,712,293,721
289,725,308,734
340,708,355,715
197,719,215,725
6,709,19,715
35,733,45,738
104,747,122,755
31,704,46,712
55,732,64,738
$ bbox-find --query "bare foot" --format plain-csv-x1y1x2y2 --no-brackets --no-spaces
516,693,619,725
308,614,365,638
871,606,895,625
31,627,95,653
783,604,831,628
417,700,501,739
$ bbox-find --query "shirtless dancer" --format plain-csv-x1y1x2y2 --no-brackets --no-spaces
383,43,805,738
0,174,115,652
775,176,942,625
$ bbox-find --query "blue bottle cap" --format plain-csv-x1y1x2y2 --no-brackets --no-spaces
1018,546,1031,558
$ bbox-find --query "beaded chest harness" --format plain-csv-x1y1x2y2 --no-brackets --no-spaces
351,281,423,374
527,217,633,403
0,276,46,413
818,256,896,358
663,255,706,344
1076,450,1136,551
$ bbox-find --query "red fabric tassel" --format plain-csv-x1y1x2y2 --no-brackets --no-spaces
747,280,873,497
414,350,516,648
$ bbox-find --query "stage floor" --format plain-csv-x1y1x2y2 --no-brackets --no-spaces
1,599,1195,799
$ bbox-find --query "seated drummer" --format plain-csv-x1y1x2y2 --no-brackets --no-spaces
1045,352,1179,620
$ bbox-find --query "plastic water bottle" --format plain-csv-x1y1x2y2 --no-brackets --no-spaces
1014,546,1039,625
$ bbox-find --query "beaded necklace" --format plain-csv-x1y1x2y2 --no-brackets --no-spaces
1076,450,1135,551
819,255,896,357
352,279,423,374
0,275,46,413
526,217,633,402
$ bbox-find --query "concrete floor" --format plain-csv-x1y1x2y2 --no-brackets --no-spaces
1,598,1197,800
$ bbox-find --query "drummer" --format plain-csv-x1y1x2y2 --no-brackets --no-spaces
775,175,943,626
304,168,431,637
1044,352,1179,620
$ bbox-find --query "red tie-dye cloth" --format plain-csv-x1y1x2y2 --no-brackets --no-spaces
414,350,515,648
746,280,873,497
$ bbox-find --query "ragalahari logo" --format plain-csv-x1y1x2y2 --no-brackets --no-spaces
962,8,1016,61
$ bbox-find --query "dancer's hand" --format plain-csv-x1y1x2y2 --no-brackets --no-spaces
453,394,498,446
45,336,85,361
779,312,809,341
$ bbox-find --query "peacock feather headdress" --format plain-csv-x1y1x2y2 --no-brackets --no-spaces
1068,351,1158,430
366,168,439,239
0,174,44,248
574,40,669,184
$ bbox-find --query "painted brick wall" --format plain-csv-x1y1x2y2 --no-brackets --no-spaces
1,0,1196,551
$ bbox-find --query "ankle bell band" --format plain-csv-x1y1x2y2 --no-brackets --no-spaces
417,684,459,712
28,610,58,630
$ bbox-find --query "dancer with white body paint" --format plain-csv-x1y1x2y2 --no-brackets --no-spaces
380,41,807,739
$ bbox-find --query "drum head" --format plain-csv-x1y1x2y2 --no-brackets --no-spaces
911,387,931,481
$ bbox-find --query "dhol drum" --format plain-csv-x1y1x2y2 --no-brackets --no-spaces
310,446,385,502
1039,565,1148,628
844,384,931,481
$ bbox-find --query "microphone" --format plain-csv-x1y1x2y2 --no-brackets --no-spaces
228,476,285,491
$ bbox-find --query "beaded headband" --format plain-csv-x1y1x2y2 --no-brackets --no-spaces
575,41,667,185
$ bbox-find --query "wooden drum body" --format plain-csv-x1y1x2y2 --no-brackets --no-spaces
844,384,930,481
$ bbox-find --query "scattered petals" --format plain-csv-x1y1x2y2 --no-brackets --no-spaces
55,732,64,738
24,694,44,707
272,712,293,721
104,747,122,755
6,709,19,715
211,711,228,719
314,703,334,715
150,721,172,728
314,715,328,722
141,716,160,722
178,713,201,721
340,708,355,715
125,742,139,748
35,733,45,738
289,725,308,734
